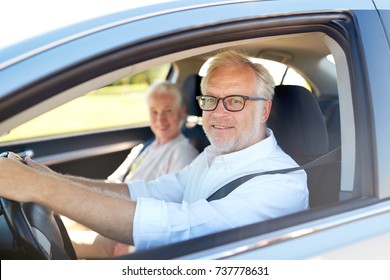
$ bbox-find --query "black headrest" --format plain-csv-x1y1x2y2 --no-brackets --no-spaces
268,85,329,164
182,74,202,116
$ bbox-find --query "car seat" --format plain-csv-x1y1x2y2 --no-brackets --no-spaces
268,85,340,207
319,97,341,151
181,74,210,152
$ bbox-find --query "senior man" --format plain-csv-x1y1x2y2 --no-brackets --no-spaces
0,50,308,251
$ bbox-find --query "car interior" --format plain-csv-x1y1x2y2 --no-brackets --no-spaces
0,29,353,259
182,74,340,208
176,33,344,209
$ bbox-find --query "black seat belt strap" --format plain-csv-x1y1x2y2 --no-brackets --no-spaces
206,147,341,202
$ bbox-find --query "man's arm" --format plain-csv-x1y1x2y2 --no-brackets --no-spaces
0,156,136,245
25,156,130,198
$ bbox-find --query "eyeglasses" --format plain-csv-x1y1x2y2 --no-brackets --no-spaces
196,95,268,112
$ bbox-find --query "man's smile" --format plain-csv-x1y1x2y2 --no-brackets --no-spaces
212,124,233,129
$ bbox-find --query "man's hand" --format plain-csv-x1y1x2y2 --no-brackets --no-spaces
24,156,58,176
0,154,39,203
0,151,24,163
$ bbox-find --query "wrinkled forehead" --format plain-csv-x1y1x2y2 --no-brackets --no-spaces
205,65,258,96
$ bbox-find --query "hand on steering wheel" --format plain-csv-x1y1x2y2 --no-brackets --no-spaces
0,152,77,260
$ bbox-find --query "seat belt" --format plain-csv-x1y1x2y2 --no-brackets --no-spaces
206,147,341,202
121,137,155,182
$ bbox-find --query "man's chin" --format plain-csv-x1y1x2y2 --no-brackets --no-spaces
209,139,237,154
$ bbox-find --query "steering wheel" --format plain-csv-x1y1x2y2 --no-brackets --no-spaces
0,152,77,260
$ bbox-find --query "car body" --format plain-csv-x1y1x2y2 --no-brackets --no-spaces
0,0,390,260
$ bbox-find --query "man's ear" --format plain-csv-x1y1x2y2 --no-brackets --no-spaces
261,100,272,123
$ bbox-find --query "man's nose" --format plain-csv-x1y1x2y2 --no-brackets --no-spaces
213,99,229,114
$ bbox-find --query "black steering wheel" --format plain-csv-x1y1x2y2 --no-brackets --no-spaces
0,152,77,260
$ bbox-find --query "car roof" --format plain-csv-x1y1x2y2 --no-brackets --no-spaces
1,0,176,65
0,0,253,54
0,0,375,69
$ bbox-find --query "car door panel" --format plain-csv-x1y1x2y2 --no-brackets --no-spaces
0,126,153,179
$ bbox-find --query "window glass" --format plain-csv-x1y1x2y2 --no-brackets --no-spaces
199,58,311,91
0,64,171,143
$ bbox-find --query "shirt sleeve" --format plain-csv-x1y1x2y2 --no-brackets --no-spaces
132,172,308,250
128,168,188,203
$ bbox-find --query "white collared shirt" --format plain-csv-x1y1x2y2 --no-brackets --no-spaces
128,128,308,250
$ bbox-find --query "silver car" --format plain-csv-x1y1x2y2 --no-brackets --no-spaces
0,0,389,260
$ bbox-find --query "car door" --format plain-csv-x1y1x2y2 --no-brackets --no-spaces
1,0,390,260
0,126,153,179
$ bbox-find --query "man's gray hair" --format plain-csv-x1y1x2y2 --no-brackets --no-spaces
200,50,275,100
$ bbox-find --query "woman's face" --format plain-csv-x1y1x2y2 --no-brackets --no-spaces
148,91,185,144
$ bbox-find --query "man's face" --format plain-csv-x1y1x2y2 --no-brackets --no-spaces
148,92,184,144
202,65,271,154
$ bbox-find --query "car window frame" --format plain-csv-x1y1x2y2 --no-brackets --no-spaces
1,9,379,258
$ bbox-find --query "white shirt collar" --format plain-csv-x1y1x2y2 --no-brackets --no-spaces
204,128,276,168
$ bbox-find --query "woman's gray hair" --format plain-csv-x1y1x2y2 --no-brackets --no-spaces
146,81,186,109
200,50,275,100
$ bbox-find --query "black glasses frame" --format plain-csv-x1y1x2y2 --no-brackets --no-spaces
196,95,268,112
